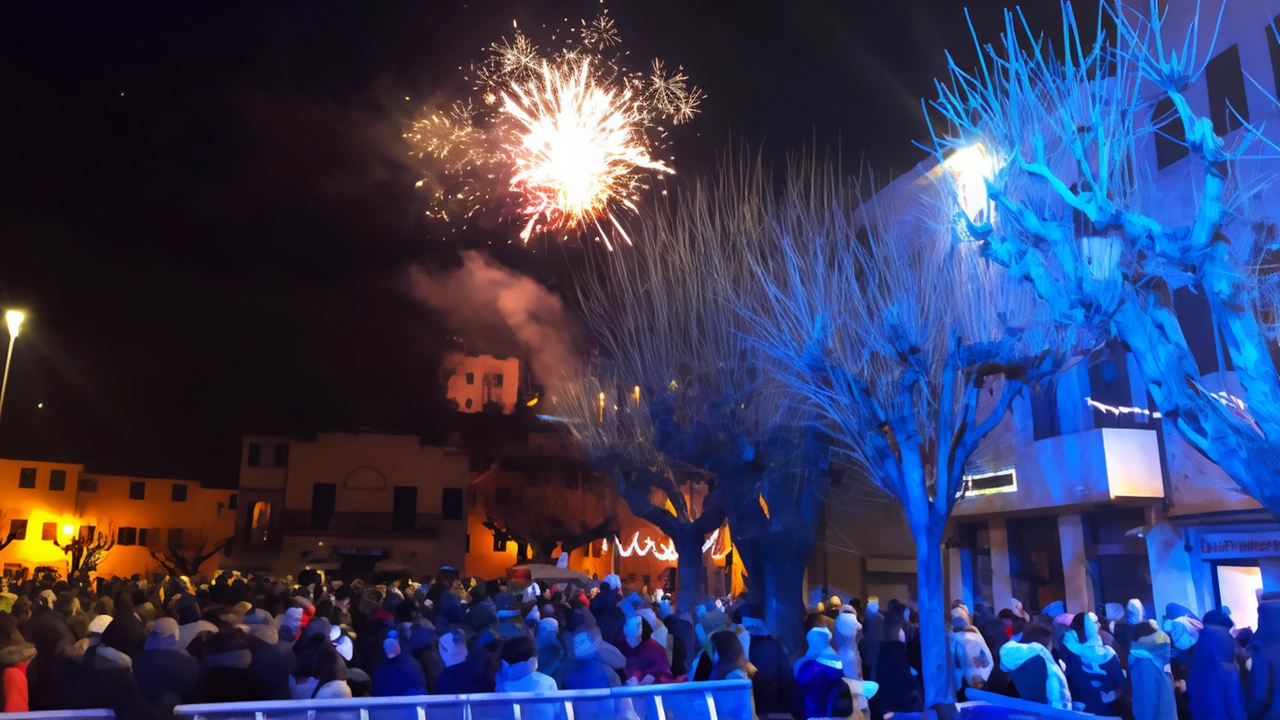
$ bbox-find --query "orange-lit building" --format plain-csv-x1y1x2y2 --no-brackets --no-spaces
0,458,236,580
443,353,523,414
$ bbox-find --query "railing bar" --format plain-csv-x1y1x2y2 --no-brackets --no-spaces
705,690,718,720
565,699,575,720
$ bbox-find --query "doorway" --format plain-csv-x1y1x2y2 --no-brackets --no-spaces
1007,515,1066,613
393,486,418,531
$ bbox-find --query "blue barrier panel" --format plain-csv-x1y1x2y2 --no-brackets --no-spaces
174,679,754,720
0,707,115,712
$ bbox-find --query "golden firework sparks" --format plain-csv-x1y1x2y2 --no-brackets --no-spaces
404,12,701,247
504,57,671,248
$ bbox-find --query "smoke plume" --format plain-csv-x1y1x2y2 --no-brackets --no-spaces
411,251,580,391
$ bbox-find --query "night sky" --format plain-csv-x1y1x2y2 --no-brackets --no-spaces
0,0,1097,485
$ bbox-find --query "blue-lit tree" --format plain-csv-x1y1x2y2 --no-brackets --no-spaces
927,1,1280,517
557,163,828,645
739,159,1069,705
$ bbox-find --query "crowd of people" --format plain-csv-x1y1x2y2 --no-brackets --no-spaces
0,564,1275,720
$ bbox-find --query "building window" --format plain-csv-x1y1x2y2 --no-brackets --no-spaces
167,528,183,548
494,486,511,507
247,442,262,467
41,522,56,541
392,486,418,531
229,493,238,510
465,533,471,553
49,470,66,492
442,487,464,520
171,484,188,502
493,534,509,552
138,528,150,547
78,477,98,493
79,525,96,541
494,373,504,387
8,519,27,541
117,527,137,546
17,468,35,489
311,484,336,532
464,398,473,410
129,481,145,500
1207,44,1249,136
274,443,289,468
1152,96,1189,170
465,372,475,385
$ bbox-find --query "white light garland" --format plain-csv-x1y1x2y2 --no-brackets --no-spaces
608,528,727,562
1085,397,1161,419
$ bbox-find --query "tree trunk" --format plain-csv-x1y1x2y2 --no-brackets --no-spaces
761,533,809,654
673,526,708,611
916,522,952,708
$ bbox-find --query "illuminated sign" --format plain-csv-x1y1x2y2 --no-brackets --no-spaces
1198,532,1280,559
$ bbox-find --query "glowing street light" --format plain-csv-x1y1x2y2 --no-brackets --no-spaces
61,524,75,537
0,310,24,428
944,144,1000,225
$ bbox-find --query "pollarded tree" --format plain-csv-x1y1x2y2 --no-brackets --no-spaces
148,527,229,579
927,1,1280,519
740,158,1069,705
558,162,827,637
476,453,620,565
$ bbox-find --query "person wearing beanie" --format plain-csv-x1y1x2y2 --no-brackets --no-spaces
70,612,150,720
873,613,922,720
620,615,675,685
949,605,993,698
1186,609,1245,720
741,606,793,718
495,635,558,702
1249,600,1280,720
134,617,199,720
245,611,294,702
860,599,885,681
795,626,854,720
434,630,501,695
1059,612,1125,715
0,615,35,712
535,617,563,678
1113,598,1146,670
1128,621,1177,720
372,629,428,697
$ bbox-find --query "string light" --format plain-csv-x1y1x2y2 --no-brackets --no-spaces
1085,396,1161,419
610,529,728,561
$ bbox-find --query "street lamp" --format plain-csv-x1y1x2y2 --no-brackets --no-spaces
0,310,25,427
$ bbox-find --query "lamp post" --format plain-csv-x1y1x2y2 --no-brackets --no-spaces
0,310,25,427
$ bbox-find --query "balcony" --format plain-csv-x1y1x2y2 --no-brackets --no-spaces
954,428,1164,517
281,510,441,539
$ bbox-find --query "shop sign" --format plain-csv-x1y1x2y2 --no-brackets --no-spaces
1198,532,1280,559
337,547,386,557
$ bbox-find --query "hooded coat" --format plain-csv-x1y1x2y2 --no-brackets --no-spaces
434,635,500,695
950,607,994,692
1187,623,1245,720
1001,640,1072,710
133,620,199,720
1060,615,1126,715
0,632,35,712
22,604,73,710
1129,627,1178,720
795,628,850,720
1114,600,1147,669
73,643,152,720
1249,601,1280,720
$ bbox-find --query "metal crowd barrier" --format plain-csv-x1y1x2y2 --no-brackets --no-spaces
172,678,753,720
1,713,118,719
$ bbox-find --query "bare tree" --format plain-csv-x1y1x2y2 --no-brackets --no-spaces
148,527,228,578
0,510,20,553
55,524,116,583
555,162,825,632
926,2,1280,521
740,157,1069,704
477,455,620,564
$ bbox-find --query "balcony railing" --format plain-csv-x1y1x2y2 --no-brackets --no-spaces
281,510,441,539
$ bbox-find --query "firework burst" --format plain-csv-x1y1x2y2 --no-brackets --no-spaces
405,11,701,247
